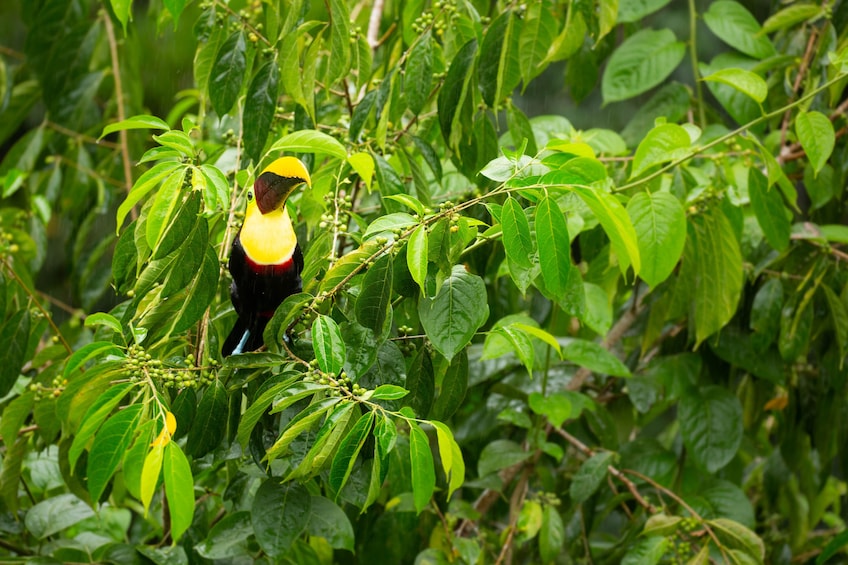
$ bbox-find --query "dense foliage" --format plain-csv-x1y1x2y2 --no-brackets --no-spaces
2,0,848,562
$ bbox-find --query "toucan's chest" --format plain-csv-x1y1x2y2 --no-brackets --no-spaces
238,205,297,265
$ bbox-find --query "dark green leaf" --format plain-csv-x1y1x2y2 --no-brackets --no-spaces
329,411,374,494
796,110,835,175
405,32,433,115
243,60,280,163
602,28,685,104
196,511,253,560
355,253,393,335
680,386,743,473
570,451,613,503
438,40,477,150
409,422,435,514
251,480,311,557
405,347,434,418
431,349,468,421
326,0,351,84
186,378,228,457
539,505,565,562
0,310,30,397
418,265,489,360
24,494,94,539
478,439,531,477
307,495,355,551
210,31,247,117
748,168,790,251
87,404,144,502
561,338,631,377
535,195,574,299
703,1,775,58
501,197,535,294
621,536,669,565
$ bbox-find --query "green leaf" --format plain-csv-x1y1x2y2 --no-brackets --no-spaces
210,30,247,117
621,536,669,565
703,1,775,58
83,312,122,334
0,311,30,397
109,0,132,34
822,285,848,364
329,410,374,494
680,386,743,473
370,385,409,401
418,265,489,360
528,392,572,428
818,530,848,564
570,186,641,274
24,494,95,539
762,4,824,33
748,168,790,251
539,504,565,562
307,495,355,551
116,161,182,232
409,422,435,514
501,197,535,293
268,129,347,160
438,39,477,151
796,110,835,175
196,511,253,560
251,480,311,557
642,513,683,537
631,123,691,178
87,404,144,502
355,253,393,334
519,3,557,87
243,60,280,164
145,169,185,250
431,421,464,499
140,443,164,515
69,383,136,470
479,439,531,477
602,28,685,104
405,32,433,115
709,518,765,562
347,151,375,189
621,82,690,147
407,224,429,294
186,378,228,457
236,377,298,449
535,195,574,298
405,347,434,418
363,212,417,239
703,68,768,103
162,0,187,23
561,338,631,377
684,206,744,346
479,12,521,110
570,451,613,503
618,0,672,22
312,315,346,375
326,0,351,84
99,114,169,140
431,349,468,421
627,191,686,287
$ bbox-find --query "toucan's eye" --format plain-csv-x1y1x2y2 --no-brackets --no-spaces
247,190,254,201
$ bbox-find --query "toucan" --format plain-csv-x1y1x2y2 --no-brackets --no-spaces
222,157,311,356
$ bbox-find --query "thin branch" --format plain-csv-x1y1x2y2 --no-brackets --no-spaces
779,28,819,152
552,426,655,513
367,0,385,49
102,12,134,203
0,45,25,60
53,154,125,188
46,121,119,149
2,258,72,354
214,0,271,46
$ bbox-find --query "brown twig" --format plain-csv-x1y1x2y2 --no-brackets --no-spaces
0,45,25,60
778,28,819,152
2,257,72,354
102,11,134,203
552,427,655,513
53,154,125,188
46,121,119,149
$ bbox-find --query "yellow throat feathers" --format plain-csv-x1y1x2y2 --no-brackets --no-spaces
240,198,297,265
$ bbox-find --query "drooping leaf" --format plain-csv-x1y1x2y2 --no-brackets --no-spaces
703,68,768,103
535,195,574,298
355,253,393,335
627,191,686,287
251,480,311,557
748,167,790,251
268,129,347,160
602,28,685,104
703,1,775,58
405,32,433,115
418,265,489,360
312,315,346,375
307,495,355,551
796,110,835,175
86,404,144,502
501,197,535,293
680,386,743,473
570,451,613,503
329,410,374,494
243,60,280,163
24,494,95,539
186,378,228,457
209,30,247,117
409,422,435,514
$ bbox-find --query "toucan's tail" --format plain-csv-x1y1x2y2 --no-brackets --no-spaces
222,317,267,356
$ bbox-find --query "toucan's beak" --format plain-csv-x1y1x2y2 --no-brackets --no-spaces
254,171,310,214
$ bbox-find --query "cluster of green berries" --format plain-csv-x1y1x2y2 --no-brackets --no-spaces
124,345,215,390
0,230,19,257
534,491,561,507
222,129,239,147
29,375,65,401
318,190,354,233
410,0,458,36
396,326,418,354
303,363,367,397
661,517,701,563
349,26,362,44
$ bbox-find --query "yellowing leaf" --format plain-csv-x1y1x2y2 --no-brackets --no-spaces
151,411,177,447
